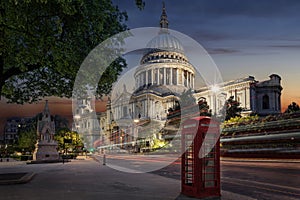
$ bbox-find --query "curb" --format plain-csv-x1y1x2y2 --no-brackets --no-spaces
221,157,300,163
0,172,36,185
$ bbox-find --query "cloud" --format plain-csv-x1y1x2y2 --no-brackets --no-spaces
189,29,233,42
268,44,300,49
207,48,239,55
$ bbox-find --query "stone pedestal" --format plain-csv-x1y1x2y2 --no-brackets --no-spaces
33,141,59,161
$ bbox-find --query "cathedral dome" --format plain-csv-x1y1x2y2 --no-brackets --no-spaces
146,32,184,53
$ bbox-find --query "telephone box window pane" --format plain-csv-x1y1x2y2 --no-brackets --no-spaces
205,180,216,187
205,159,215,167
184,133,194,185
204,173,215,180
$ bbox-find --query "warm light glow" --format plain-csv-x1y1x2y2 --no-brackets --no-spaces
211,85,220,93
133,119,140,123
74,115,81,119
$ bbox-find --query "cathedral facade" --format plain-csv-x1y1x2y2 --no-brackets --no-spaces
74,4,283,150
104,4,283,150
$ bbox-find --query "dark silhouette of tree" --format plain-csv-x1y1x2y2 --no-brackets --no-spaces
198,97,211,116
179,89,196,108
221,96,243,121
285,102,300,113
0,0,144,103
17,118,37,153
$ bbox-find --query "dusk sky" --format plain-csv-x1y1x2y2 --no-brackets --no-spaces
112,0,300,109
1,0,300,131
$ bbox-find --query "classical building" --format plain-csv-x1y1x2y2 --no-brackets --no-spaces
33,100,59,161
103,4,196,151
194,74,282,116
77,4,283,150
73,92,101,150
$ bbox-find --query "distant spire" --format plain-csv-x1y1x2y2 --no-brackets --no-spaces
42,100,51,121
44,100,50,114
160,2,168,29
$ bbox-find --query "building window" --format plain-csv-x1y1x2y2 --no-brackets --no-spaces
166,68,170,85
154,69,158,84
172,68,177,84
123,106,128,118
148,70,152,84
142,72,146,86
262,94,269,109
159,68,164,84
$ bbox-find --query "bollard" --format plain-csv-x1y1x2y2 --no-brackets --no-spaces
6,158,9,162
0,158,2,162
103,154,106,165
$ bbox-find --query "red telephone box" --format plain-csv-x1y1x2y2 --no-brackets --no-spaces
181,116,221,199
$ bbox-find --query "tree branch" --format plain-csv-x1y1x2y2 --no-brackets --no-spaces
3,63,41,81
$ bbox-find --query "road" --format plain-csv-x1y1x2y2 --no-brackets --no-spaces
98,154,300,200
221,161,300,200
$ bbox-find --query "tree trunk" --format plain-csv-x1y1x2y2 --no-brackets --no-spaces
0,55,3,100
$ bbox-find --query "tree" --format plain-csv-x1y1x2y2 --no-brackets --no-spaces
0,0,144,104
222,96,243,121
17,127,37,153
179,88,196,108
54,128,83,152
17,118,37,153
198,97,211,116
285,102,300,113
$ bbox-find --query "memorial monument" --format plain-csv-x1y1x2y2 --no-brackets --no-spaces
33,100,59,161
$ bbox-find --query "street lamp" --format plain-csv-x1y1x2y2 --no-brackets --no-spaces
211,85,220,116
132,119,140,153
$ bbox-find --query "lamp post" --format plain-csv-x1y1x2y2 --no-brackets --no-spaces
211,85,220,116
132,119,139,153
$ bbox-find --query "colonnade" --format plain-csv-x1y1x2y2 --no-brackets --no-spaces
136,67,194,88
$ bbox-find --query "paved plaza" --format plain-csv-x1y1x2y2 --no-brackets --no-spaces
0,156,258,200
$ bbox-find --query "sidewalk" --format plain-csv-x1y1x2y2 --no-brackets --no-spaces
0,157,255,200
221,157,300,163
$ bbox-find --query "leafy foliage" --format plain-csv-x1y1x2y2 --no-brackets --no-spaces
284,102,300,113
0,0,143,103
17,118,38,153
17,127,37,153
54,128,83,152
221,96,243,120
198,97,211,116
222,115,260,128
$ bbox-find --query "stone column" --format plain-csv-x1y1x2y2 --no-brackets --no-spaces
146,70,148,85
151,69,154,84
157,68,160,85
170,67,173,85
176,68,179,85
182,70,185,86
164,67,166,85
193,74,195,88
189,72,192,88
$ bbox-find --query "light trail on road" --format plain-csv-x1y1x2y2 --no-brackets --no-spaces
99,154,300,199
222,177,300,198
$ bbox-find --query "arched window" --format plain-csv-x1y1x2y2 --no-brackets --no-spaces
262,94,269,109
